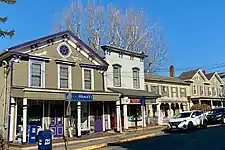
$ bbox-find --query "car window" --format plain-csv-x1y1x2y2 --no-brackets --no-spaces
192,112,197,116
196,111,202,116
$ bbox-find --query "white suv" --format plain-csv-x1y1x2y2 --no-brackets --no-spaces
166,110,207,131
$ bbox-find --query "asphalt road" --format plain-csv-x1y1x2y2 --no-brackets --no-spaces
98,124,225,150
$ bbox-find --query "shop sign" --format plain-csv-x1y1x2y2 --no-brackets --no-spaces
130,98,140,104
65,93,93,102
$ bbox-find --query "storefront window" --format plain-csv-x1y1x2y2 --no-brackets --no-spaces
127,105,142,121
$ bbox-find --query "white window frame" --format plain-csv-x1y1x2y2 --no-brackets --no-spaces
193,85,197,95
57,64,72,89
113,64,122,87
172,87,177,97
57,42,72,59
208,87,212,96
132,68,140,89
28,59,45,88
200,86,204,95
82,68,94,90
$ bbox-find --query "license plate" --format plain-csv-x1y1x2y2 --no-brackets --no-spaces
172,125,176,129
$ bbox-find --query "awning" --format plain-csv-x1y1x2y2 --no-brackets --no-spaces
108,87,160,99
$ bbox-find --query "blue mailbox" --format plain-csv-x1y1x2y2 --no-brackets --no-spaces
38,130,52,150
29,125,38,144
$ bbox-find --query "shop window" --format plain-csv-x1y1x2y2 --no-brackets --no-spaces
132,68,140,88
29,60,45,88
58,64,71,89
113,64,121,87
84,69,92,90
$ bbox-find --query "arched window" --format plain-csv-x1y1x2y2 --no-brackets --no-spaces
132,67,140,88
113,64,122,87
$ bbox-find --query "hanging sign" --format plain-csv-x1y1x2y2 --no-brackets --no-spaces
65,93,93,102
130,98,140,104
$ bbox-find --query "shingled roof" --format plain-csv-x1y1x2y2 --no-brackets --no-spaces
179,69,199,80
145,74,190,85
205,73,214,80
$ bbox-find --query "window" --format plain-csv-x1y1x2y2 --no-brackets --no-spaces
208,87,212,96
151,85,158,94
193,85,197,95
57,43,72,58
212,87,217,96
84,69,92,90
133,68,140,88
200,86,204,95
180,88,186,98
113,64,121,87
162,86,168,96
172,87,177,97
29,60,45,88
58,64,71,89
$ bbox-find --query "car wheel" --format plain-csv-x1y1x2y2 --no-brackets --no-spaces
202,120,207,128
188,122,194,131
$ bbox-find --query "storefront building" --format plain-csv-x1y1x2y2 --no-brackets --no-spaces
101,45,159,130
0,30,120,144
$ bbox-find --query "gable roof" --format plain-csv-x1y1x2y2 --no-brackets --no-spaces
207,72,225,85
3,30,108,65
179,69,198,80
145,74,190,85
205,73,214,80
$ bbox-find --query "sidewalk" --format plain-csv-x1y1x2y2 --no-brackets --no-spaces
9,126,164,150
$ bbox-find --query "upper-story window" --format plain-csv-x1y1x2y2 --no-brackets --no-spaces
132,68,140,88
151,85,158,94
83,69,93,90
57,43,72,58
162,86,168,97
200,86,204,96
29,60,45,88
113,64,121,87
193,85,197,95
208,87,212,96
212,87,217,96
180,88,187,98
171,87,177,97
58,64,72,89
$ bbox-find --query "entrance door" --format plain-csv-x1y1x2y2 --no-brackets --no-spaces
50,103,64,137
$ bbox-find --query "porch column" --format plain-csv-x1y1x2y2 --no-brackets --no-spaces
141,105,146,127
47,101,50,128
77,102,81,137
167,103,171,118
22,98,27,143
88,102,91,130
199,100,201,105
116,100,120,132
14,100,18,141
211,100,213,108
123,104,128,129
107,104,111,130
170,103,174,117
157,103,161,125
9,97,16,142
179,103,182,113
222,101,224,107
42,100,45,130
102,102,105,132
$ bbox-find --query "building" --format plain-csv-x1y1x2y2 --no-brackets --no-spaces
0,30,122,143
179,69,225,108
144,65,190,125
101,45,159,130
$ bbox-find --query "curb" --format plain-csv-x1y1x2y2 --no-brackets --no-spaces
73,132,164,150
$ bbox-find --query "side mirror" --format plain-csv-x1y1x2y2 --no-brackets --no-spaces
192,115,196,118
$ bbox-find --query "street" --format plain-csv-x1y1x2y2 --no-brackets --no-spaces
98,124,225,150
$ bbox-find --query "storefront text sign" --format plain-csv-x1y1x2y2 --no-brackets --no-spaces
130,99,140,104
65,93,93,102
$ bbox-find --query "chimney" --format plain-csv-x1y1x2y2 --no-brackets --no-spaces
202,70,206,75
170,65,175,77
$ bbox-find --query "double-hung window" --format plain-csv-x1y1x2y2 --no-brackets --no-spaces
29,60,45,88
133,68,140,88
58,64,71,89
84,69,92,90
113,64,121,87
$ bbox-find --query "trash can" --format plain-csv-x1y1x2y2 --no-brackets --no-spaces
29,125,38,144
38,130,52,150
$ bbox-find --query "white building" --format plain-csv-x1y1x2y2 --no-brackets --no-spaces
101,45,159,130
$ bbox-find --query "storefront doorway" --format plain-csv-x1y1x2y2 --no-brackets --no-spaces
50,101,64,137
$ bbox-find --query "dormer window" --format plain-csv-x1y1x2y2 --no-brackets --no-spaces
113,64,121,87
132,67,140,88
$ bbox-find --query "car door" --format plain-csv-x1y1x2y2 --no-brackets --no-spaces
195,111,202,125
190,112,198,126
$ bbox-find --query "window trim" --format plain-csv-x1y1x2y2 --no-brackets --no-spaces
132,67,140,89
82,68,94,90
28,59,45,88
57,42,72,58
57,64,72,89
112,64,122,87
193,85,197,95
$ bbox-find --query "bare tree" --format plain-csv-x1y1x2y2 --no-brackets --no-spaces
55,0,168,72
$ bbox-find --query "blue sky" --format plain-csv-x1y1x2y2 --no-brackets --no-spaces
1,0,225,76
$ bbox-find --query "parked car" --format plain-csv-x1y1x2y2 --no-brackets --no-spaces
165,110,207,132
207,108,225,124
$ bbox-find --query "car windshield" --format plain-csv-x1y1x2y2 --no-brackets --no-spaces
210,109,224,114
174,112,191,118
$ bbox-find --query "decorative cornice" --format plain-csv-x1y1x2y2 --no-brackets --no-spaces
54,59,76,66
79,63,108,71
